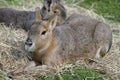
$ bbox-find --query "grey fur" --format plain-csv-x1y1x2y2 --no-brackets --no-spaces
25,13,112,66
0,8,35,31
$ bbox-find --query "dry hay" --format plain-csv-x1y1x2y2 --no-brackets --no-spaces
0,1,120,80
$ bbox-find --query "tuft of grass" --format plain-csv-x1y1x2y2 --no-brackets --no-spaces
0,70,9,80
37,66,105,80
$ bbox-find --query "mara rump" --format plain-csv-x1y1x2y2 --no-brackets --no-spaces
0,0,66,31
8,7,112,78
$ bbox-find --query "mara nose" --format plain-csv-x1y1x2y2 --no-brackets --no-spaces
25,37,33,46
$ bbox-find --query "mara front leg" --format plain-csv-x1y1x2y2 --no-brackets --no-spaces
7,61,49,79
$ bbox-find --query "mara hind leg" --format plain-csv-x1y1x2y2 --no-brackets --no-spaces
86,46,108,64
95,45,109,60
94,22,112,60
93,22,112,65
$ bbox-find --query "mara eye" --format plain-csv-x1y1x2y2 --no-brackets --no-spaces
41,31,47,35
54,10,57,13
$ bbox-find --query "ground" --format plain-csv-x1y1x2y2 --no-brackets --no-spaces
0,0,120,80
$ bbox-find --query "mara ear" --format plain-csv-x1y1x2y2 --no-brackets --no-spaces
35,7,42,22
46,14,58,30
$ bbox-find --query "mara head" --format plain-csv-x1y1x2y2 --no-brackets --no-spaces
25,7,58,53
41,0,65,20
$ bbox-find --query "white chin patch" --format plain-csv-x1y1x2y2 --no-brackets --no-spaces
25,43,35,52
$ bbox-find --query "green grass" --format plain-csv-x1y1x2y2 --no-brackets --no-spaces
65,0,120,23
37,66,105,80
0,71,9,80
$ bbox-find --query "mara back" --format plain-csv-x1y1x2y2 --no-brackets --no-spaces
0,8,35,31
56,14,112,62
25,9,112,66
